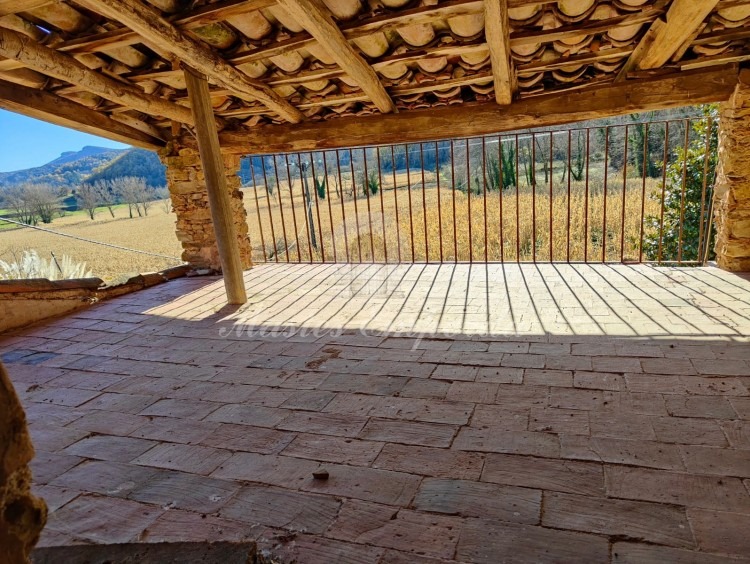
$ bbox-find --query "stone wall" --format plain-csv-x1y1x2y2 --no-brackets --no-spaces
161,146,252,271
715,69,750,272
1,361,47,563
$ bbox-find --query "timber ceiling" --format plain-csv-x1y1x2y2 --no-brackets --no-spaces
0,0,747,150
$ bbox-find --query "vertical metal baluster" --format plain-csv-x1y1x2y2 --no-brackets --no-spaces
657,122,669,264
451,140,458,262
362,149,376,263
283,154,302,262
499,136,505,263
376,147,388,263
467,138,473,263
639,123,649,263
322,152,337,262
309,153,326,263
406,144,415,261
249,158,267,263
678,119,690,265
567,130,572,263
272,156,290,262
549,131,553,262
420,143,429,262
698,116,712,261
436,141,444,263
293,153,312,262
482,137,488,263
602,126,609,263
532,133,536,263
336,149,350,263
621,125,628,262
391,145,402,263
261,158,278,263
515,134,520,263
584,129,590,263
349,149,363,262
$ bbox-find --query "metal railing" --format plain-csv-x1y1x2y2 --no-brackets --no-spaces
241,116,716,266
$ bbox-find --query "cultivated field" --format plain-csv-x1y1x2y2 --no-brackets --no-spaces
0,202,183,282
245,170,666,265
0,168,675,283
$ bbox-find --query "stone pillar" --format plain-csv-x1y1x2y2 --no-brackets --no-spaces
160,146,252,271
1,361,47,562
714,70,750,271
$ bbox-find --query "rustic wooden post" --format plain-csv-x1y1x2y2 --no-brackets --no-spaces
184,66,247,304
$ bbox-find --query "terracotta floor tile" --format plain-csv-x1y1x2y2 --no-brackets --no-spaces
45,495,163,544
9,263,750,561
133,443,232,475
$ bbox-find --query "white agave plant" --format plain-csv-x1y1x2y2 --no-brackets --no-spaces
0,250,93,281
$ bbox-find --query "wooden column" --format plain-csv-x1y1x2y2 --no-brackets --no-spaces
184,66,247,304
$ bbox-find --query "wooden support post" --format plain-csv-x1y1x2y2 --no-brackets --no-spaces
184,66,247,305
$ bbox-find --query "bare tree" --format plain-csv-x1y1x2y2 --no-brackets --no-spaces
76,183,100,220
94,180,117,218
136,182,152,216
114,177,147,218
3,185,38,225
21,184,60,224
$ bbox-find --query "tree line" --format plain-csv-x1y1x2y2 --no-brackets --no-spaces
1,177,166,226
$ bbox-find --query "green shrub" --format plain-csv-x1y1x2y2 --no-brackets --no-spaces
643,105,717,262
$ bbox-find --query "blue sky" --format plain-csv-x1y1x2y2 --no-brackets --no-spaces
0,110,131,173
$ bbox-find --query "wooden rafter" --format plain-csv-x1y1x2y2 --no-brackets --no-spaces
0,26,196,125
277,0,395,114
0,78,164,148
623,0,720,74
57,0,276,54
0,0,51,17
484,0,514,104
211,66,738,154
74,0,304,123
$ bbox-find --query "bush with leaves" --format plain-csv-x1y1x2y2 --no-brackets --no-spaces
643,105,717,262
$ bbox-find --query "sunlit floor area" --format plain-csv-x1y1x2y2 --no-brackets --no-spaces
3,263,750,563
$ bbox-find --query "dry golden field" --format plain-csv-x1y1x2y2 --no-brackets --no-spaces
244,170,665,265
0,202,183,282
0,169,667,283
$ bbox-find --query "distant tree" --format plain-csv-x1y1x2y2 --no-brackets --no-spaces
15,184,60,224
93,180,117,218
77,183,100,220
3,185,38,225
114,177,147,218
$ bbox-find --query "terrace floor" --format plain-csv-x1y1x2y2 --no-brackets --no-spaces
3,263,750,563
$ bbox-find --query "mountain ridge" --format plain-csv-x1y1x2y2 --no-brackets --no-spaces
0,146,166,189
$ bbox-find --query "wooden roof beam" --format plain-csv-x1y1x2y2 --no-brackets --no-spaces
277,0,395,114
0,0,52,17
75,0,304,123
484,0,514,105
0,78,165,149
211,65,739,154
0,26,197,125
623,0,720,74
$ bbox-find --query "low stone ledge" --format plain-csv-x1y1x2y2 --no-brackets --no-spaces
0,265,192,334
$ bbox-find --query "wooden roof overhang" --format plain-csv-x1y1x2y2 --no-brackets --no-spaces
0,0,747,154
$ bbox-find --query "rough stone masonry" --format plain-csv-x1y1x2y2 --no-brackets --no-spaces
0,361,47,563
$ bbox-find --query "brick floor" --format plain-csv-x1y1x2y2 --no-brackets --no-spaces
3,263,750,562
